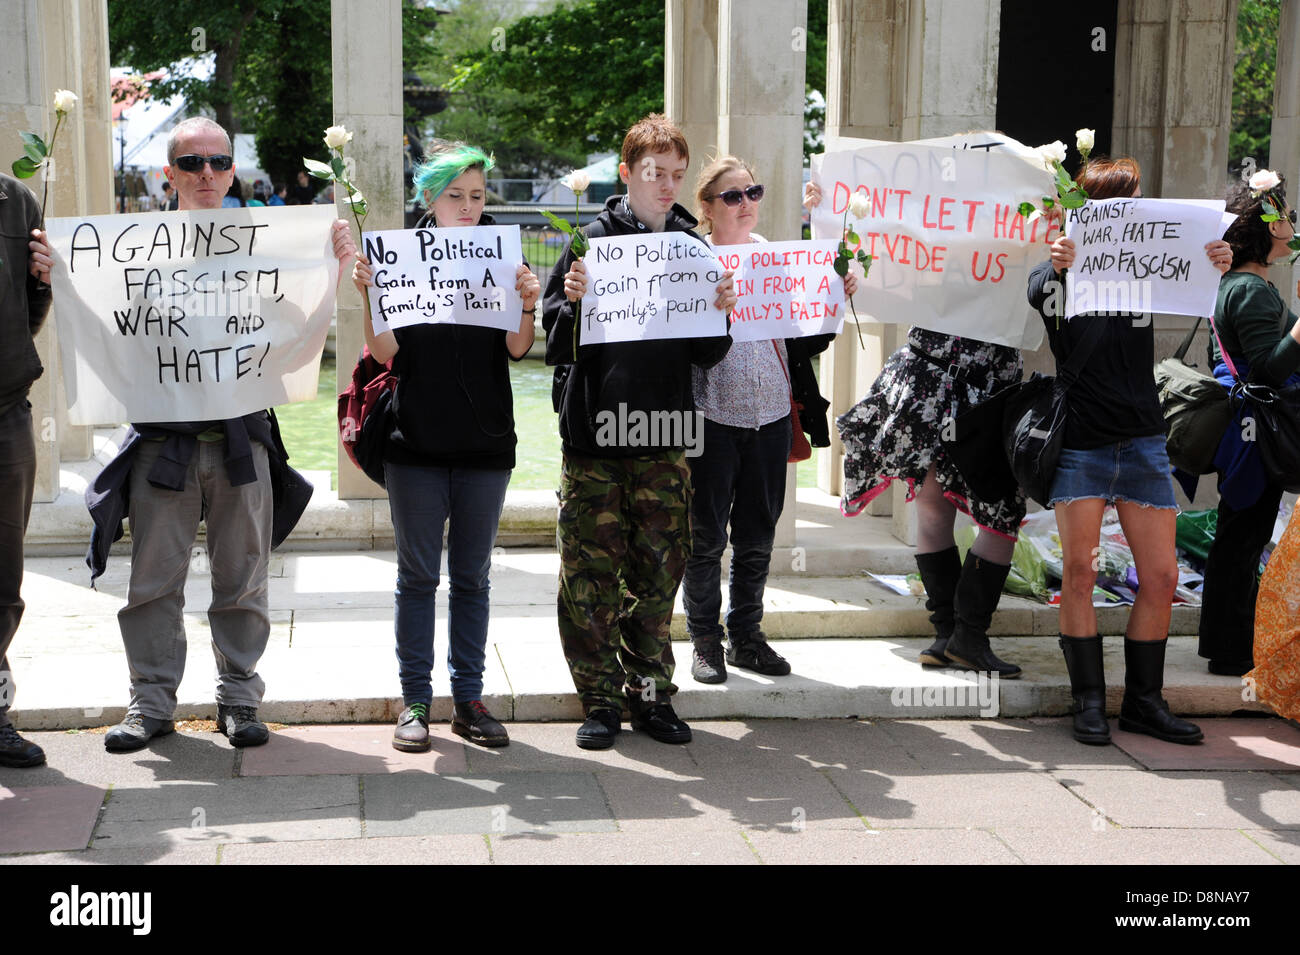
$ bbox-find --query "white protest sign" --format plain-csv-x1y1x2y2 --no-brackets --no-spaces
46,205,338,425
361,225,523,333
712,240,844,342
1064,198,1231,318
579,232,728,344
811,134,1056,350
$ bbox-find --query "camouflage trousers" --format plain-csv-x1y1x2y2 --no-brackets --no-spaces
557,450,692,714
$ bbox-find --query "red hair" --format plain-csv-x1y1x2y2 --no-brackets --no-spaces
1076,157,1141,200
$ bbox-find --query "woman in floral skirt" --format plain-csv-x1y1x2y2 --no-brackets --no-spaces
806,183,1026,679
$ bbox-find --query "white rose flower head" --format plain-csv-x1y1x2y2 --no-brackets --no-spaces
1249,169,1282,194
1075,128,1095,155
561,170,592,196
53,89,78,113
847,191,871,220
1036,140,1068,169
323,125,353,150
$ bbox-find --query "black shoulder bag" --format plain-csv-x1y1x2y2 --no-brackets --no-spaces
1001,318,1107,508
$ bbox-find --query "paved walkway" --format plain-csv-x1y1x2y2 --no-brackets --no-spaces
5,538,1298,866
3,717,1299,864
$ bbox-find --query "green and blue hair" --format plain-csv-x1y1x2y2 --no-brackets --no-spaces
412,142,495,203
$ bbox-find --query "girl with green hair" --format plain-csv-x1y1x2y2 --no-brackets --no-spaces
353,140,540,753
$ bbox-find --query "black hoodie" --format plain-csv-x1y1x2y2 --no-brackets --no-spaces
542,195,731,457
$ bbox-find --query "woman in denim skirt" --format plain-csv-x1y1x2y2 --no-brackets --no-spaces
1029,156,1232,746
682,156,855,683
352,142,540,751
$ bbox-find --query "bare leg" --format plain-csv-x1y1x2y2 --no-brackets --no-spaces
914,466,957,554
1114,501,1178,642
1055,498,1106,638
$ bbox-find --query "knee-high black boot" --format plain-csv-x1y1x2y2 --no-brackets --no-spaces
1058,635,1110,744
1119,638,1203,744
914,546,961,667
945,553,1022,679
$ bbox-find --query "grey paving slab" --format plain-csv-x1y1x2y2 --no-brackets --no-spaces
0,783,105,854
1054,769,1300,829
220,834,490,864
745,827,1021,865
5,729,238,787
361,771,615,837
1111,717,1300,771
993,826,1282,865
878,719,1146,772
674,719,921,774
596,760,864,834
826,769,1098,829
488,830,759,865
93,775,362,847
1241,829,1300,863
460,721,698,775
239,724,469,777
0,846,219,865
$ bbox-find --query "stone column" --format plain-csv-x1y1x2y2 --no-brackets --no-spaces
665,0,719,198
332,0,403,500
714,0,808,546
1270,0,1299,308
0,0,108,502
1112,0,1237,199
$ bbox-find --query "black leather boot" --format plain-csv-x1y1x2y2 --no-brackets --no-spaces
1119,638,1204,744
945,553,1022,679
1058,635,1111,745
915,546,961,667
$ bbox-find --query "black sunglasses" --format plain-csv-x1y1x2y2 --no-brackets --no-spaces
711,184,764,206
173,154,234,173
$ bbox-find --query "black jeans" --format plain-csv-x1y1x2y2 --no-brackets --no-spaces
683,415,791,642
1198,482,1285,663
0,401,36,725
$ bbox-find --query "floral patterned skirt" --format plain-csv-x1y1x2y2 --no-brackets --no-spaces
1251,508,1300,721
837,327,1026,538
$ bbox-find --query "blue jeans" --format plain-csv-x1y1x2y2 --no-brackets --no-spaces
682,415,791,642
385,463,510,704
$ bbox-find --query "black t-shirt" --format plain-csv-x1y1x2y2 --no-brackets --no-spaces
385,323,518,470
1027,261,1165,450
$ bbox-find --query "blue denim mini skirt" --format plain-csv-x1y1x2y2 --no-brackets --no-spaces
1048,435,1178,509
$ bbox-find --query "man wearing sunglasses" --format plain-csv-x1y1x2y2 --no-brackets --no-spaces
49,117,355,753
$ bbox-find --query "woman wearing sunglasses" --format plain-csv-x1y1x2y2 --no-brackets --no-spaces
1198,174,1300,677
683,157,853,683
352,141,539,751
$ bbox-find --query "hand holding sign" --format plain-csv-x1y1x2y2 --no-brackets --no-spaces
1062,198,1233,318
45,205,339,424
713,240,844,342
360,225,524,334
578,232,729,345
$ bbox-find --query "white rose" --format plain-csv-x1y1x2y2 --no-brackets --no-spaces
323,125,353,150
53,89,78,113
847,191,870,220
1249,169,1282,193
562,170,592,195
1075,128,1095,155
1036,140,1067,169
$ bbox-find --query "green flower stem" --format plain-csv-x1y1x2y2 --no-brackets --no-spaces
39,111,64,228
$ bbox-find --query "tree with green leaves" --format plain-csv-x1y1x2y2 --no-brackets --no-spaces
1230,0,1279,167
449,0,664,175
